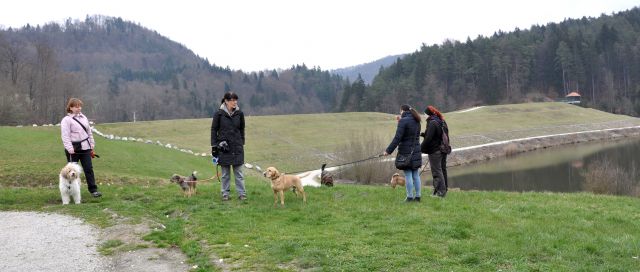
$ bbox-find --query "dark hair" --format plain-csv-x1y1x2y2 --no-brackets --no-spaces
401,104,421,123
220,92,239,104
424,105,444,120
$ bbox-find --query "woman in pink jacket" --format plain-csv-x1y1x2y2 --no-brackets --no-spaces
61,98,101,197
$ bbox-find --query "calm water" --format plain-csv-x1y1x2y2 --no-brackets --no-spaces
448,138,640,194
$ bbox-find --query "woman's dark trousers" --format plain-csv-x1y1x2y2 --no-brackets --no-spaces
65,150,98,193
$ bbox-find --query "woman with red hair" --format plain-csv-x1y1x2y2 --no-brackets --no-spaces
421,105,449,197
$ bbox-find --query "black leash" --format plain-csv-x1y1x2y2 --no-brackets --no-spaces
285,153,385,175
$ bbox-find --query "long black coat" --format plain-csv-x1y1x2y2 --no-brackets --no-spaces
211,106,245,166
421,116,447,154
386,111,422,170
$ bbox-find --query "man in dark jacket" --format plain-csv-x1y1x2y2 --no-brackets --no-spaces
211,92,246,201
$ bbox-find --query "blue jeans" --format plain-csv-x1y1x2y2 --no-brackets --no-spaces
403,168,421,198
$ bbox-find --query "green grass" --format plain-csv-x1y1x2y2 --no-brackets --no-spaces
1,184,639,271
97,102,640,170
98,239,125,255
0,126,216,187
2,102,640,271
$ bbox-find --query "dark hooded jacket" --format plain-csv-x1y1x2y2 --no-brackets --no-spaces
421,115,447,154
211,104,245,166
386,111,422,170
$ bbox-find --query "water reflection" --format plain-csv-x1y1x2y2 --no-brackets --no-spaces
448,138,640,195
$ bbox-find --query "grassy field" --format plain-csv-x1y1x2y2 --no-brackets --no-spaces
2,182,639,271
97,102,640,171
1,102,640,271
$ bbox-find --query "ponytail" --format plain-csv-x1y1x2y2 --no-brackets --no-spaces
401,104,421,123
409,108,421,123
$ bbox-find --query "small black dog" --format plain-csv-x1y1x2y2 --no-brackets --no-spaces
170,171,198,197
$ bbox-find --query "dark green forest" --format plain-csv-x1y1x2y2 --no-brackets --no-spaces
0,16,345,124
1,8,640,125
342,7,640,116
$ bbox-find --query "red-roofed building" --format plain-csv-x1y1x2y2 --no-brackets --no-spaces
565,91,581,104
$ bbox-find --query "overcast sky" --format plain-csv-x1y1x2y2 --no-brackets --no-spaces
1,0,637,72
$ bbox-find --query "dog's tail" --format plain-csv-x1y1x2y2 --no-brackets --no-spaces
191,171,198,180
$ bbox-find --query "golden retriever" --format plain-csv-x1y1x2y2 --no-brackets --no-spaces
263,166,307,206
390,173,406,189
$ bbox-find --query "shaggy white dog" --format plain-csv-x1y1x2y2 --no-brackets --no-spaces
59,163,82,204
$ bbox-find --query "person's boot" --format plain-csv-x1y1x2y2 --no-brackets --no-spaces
404,197,414,202
414,196,421,202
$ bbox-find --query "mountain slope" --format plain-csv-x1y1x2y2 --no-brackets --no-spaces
0,16,347,124
331,54,405,84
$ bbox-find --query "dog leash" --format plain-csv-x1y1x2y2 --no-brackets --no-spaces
283,153,385,175
180,158,222,183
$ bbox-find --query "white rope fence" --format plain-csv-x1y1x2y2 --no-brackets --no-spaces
17,123,209,157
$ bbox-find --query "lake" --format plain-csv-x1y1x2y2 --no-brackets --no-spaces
447,138,640,196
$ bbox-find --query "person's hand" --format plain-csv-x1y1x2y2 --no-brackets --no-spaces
383,151,389,156
90,150,96,158
211,146,219,158
395,115,400,122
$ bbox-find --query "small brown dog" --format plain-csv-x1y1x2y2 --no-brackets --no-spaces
170,171,198,197
263,167,306,206
390,173,406,189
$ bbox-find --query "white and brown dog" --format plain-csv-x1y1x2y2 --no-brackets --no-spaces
170,171,198,197
59,162,82,204
263,167,306,206
390,173,406,189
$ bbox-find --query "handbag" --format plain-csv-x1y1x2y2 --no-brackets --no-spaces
394,129,418,170
394,153,412,169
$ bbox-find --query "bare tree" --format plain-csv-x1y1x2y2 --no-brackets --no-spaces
0,38,25,85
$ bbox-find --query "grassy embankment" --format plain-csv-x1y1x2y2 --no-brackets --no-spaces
1,102,639,271
97,102,640,171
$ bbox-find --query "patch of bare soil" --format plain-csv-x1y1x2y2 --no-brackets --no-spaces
100,208,192,272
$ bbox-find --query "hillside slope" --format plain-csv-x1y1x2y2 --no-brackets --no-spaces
97,102,640,170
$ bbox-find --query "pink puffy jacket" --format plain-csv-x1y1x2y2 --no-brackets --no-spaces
61,113,95,153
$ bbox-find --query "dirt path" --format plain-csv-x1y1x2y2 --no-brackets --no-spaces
0,211,191,272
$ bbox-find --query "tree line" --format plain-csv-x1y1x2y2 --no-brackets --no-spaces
2,9,640,125
0,15,346,125
345,7,640,116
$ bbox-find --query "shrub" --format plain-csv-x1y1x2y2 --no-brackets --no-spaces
582,157,639,197
334,130,396,185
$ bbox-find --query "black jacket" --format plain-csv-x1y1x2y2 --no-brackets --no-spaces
421,116,447,154
386,111,422,170
211,105,245,166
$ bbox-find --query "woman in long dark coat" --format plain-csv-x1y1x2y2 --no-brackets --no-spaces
211,92,246,201
421,105,448,197
384,104,423,202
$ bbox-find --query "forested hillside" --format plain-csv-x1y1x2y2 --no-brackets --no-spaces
0,16,346,124
2,8,640,125
344,7,640,116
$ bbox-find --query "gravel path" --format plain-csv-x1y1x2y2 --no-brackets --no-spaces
0,211,192,272
0,211,108,272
